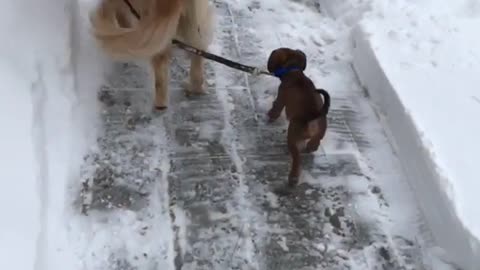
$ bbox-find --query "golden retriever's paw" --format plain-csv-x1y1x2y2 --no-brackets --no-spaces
154,105,168,111
183,81,207,96
153,99,168,111
152,107,168,117
153,88,168,110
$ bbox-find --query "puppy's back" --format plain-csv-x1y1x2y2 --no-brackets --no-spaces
284,73,324,122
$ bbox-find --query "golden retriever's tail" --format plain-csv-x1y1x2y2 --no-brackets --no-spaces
89,0,184,59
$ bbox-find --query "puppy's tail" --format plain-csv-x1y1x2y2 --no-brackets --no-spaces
313,89,331,118
89,0,184,59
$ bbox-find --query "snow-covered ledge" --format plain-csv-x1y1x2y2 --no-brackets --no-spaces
0,1,107,269
351,18,480,270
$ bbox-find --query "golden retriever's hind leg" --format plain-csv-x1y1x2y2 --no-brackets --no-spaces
152,52,170,110
186,54,205,95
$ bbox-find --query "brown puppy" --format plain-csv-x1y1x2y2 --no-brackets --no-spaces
267,48,330,187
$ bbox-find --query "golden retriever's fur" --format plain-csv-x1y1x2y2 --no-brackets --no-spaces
90,0,214,109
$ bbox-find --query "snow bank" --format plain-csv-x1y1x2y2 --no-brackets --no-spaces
319,0,373,26
352,1,480,269
0,0,107,269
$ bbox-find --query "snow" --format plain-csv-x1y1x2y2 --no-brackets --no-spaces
227,0,456,268
0,64,40,270
352,0,480,269
0,0,106,269
1,0,478,269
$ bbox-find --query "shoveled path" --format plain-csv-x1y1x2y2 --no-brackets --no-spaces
77,1,443,269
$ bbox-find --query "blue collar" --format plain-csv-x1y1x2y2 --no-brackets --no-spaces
273,67,302,78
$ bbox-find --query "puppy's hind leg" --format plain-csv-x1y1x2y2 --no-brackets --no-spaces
305,118,327,153
287,122,304,187
151,51,171,110
305,134,321,153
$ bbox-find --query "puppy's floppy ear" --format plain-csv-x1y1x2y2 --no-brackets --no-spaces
282,49,306,70
267,49,287,72
291,49,307,71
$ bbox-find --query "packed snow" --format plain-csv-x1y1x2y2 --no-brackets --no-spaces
0,0,106,269
1,0,478,269
352,0,480,269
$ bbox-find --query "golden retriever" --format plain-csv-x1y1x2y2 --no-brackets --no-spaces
90,0,214,109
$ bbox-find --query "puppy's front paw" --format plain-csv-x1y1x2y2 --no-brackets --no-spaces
274,184,294,196
288,176,299,187
267,109,280,122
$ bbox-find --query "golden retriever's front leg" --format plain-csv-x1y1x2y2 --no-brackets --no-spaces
187,54,205,94
151,52,171,110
